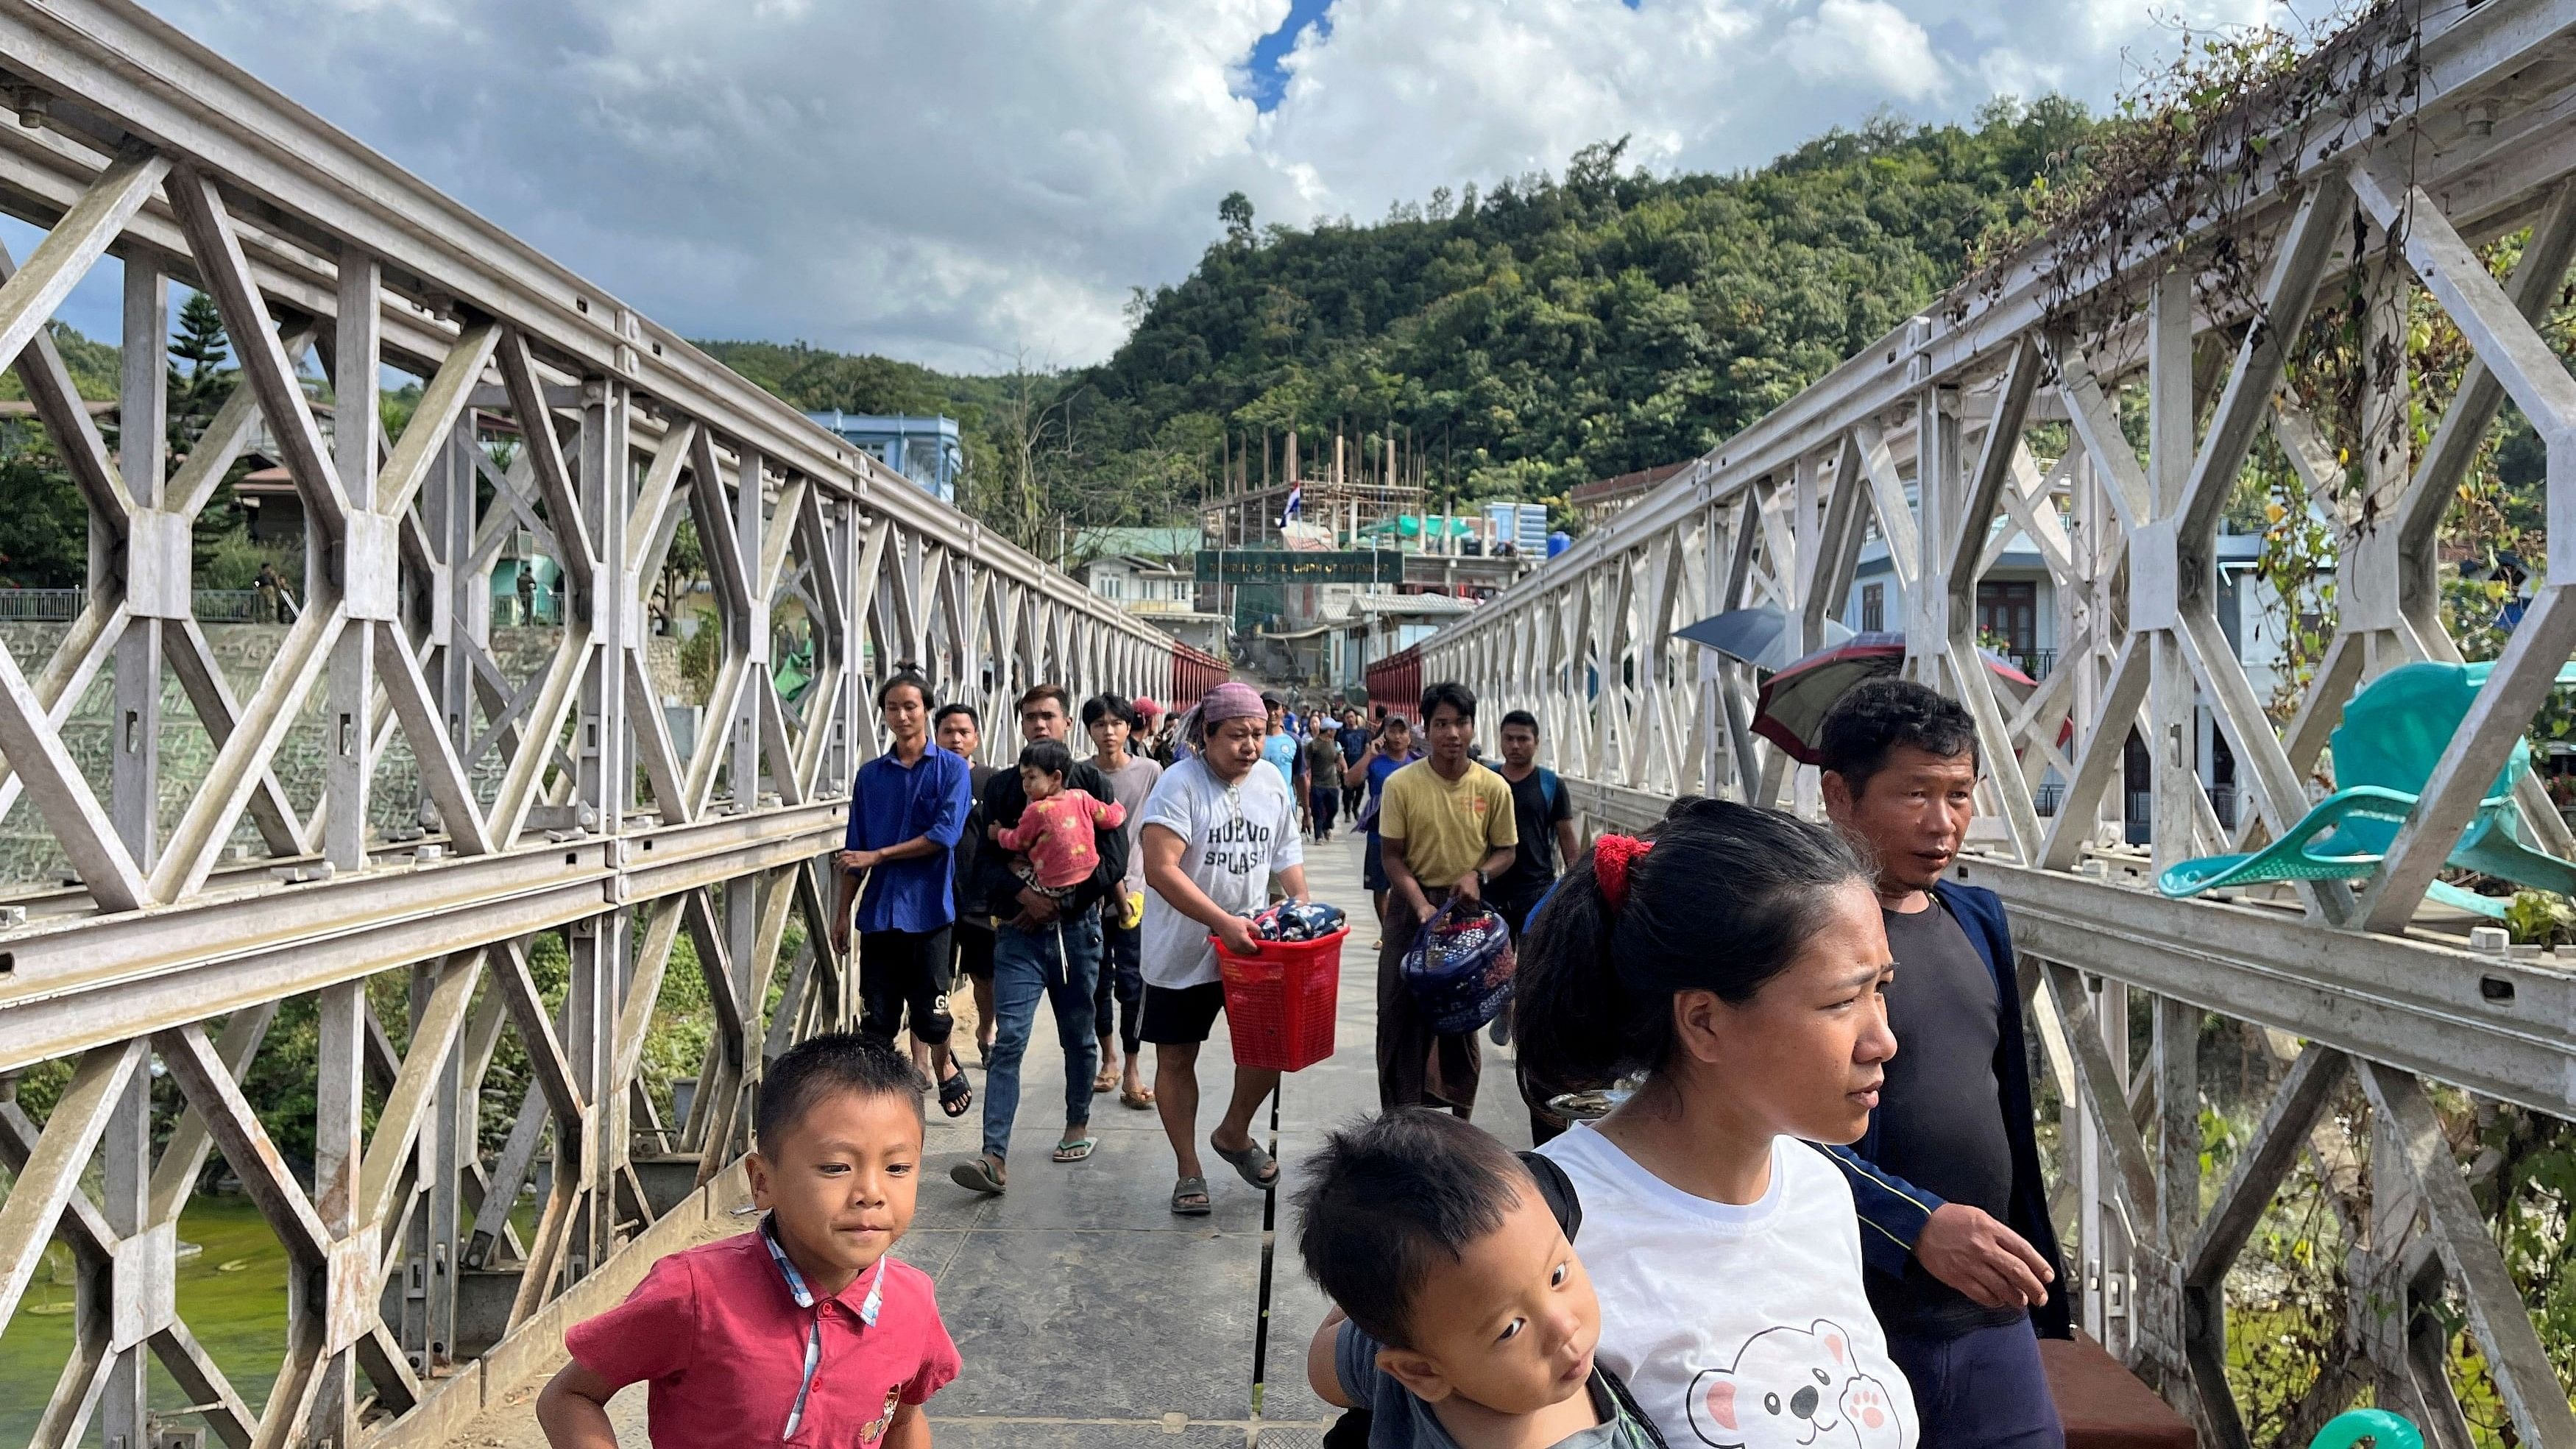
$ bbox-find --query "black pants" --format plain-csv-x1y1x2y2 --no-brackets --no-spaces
1375,892,1481,1114
859,925,955,1048
1490,885,1562,1144
1094,916,1143,1053
954,921,995,982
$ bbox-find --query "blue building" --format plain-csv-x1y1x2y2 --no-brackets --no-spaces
806,411,965,506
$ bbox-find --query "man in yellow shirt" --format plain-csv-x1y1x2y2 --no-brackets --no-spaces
1375,681,1518,1116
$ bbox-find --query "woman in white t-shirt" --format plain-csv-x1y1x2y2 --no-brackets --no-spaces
1518,798,1914,1449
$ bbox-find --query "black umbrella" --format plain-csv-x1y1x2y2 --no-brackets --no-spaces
1674,605,1855,673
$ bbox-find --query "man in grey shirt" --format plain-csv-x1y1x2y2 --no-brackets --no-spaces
1819,678,2068,1449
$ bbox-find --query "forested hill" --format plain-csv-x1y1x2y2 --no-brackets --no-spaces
696,99,2097,536
1073,99,2095,508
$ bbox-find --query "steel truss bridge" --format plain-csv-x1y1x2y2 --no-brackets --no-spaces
0,4,1199,1445
1421,1,2576,1443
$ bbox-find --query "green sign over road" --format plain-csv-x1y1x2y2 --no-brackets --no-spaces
1194,550,1405,584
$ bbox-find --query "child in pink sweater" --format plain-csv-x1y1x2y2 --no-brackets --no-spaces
993,737,1125,900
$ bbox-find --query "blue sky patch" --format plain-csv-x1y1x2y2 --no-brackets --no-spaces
1238,0,1334,111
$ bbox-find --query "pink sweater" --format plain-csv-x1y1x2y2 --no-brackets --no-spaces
993,790,1126,890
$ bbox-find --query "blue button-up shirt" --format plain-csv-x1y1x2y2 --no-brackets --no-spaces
845,744,973,934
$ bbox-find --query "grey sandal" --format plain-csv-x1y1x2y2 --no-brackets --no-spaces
1171,1175,1212,1216
1211,1139,1278,1191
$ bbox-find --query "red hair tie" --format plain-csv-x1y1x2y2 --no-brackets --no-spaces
1593,834,1652,913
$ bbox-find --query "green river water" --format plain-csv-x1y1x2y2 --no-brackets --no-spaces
0,1194,292,1441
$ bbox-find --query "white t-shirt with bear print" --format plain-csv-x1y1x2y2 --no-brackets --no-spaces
1538,1124,1916,1449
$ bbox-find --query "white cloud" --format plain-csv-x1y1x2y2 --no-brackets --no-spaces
131,0,2310,372
1782,0,1947,102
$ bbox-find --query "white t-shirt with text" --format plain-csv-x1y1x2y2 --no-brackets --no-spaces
1138,757,1305,989
1537,1124,1917,1449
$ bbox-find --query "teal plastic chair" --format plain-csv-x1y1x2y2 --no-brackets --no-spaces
2158,660,2576,918
2310,1409,2421,1449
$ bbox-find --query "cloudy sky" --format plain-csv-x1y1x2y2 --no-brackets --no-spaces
127,0,2286,375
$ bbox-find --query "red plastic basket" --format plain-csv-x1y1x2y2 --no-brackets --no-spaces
1211,928,1347,1072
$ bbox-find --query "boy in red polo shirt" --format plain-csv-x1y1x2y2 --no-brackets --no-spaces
537,1033,960,1447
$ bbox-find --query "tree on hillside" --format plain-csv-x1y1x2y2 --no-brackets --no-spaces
169,289,232,447
652,517,706,634
979,362,1080,561
1220,191,1256,247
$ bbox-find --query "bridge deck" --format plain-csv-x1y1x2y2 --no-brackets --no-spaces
453,832,1532,1448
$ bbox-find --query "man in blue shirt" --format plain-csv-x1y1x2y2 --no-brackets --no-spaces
1261,690,1307,831
834,668,976,1118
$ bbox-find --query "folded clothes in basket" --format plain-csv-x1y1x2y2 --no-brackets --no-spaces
1239,899,1347,942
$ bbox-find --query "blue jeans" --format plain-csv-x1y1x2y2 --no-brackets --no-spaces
982,904,1103,1162
1883,1318,2064,1449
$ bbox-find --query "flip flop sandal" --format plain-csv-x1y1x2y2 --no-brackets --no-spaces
938,1069,974,1119
1052,1137,1097,1163
1091,1068,1118,1094
1211,1140,1279,1191
1170,1175,1212,1216
1120,1085,1157,1110
949,1156,1005,1195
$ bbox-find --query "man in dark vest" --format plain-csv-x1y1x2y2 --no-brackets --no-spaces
1817,677,2070,1449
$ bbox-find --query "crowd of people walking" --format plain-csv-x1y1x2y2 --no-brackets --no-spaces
543,667,2071,1449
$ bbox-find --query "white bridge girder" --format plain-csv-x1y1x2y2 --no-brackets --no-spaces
0,6,1178,1447
1427,3,2576,1444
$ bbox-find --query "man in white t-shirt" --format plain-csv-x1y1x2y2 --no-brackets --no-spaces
1139,681,1307,1217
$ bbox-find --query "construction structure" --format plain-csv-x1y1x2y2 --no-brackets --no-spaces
1203,427,1427,548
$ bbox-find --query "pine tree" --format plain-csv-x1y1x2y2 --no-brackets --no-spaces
168,289,233,443
170,290,227,382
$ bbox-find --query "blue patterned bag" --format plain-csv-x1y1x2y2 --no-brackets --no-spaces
1400,896,1516,1035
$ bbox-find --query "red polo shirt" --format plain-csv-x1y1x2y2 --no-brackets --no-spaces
567,1227,960,1447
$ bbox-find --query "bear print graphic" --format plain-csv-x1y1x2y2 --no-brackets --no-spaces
1684,1319,1907,1449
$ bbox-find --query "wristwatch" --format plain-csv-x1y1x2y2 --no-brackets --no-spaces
1473,867,1490,890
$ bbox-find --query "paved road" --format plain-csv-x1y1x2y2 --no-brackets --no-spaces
453,826,1534,1448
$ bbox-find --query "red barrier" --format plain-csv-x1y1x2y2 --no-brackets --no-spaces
1169,642,1228,706
1365,645,1422,723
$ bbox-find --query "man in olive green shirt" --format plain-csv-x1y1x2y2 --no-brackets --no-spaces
1376,681,1518,1116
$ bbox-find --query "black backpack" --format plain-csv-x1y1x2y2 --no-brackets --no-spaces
1319,1152,1670,1448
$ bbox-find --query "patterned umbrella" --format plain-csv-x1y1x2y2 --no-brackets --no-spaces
1752,633,2035,765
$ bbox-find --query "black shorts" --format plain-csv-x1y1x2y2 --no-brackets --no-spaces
1363,832,1389,892
1140,981,1228,1045
953,920,995,982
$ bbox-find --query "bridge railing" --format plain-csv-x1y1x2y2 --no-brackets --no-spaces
0,4,1181,1445
1423,2,2576,1443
